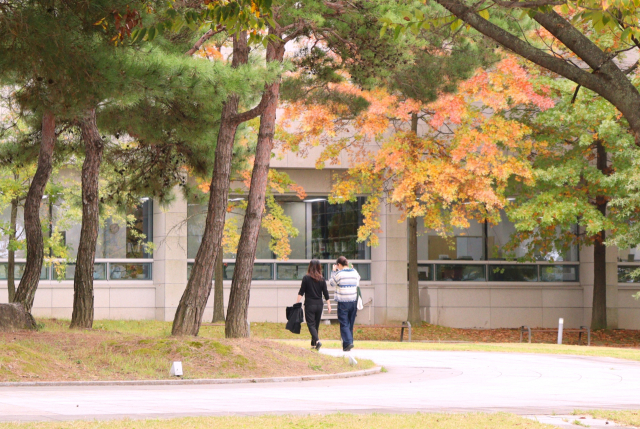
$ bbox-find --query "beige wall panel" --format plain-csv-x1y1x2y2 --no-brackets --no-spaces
109,308,156,320
385,306,409,323
436,307,491,328
163,259,187,285
248,307,279,322
163,283,187,308
618,289,640,308
385,283,408,308
582,285,594,308
0,288,7,303
542,307,583,328
250,288,280,308
490,307,543,329
31,308,52,318
274,169,332,193
51,288,73,308
110,288,156,308
94,288,110,308
490,288,542,308
542,289,583,308
94,307,110,320
438,288,491,307
277,287,298,308
32,288,52,308
50,307,73,319
617,308,640,329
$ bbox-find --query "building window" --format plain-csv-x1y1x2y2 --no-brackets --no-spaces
109,263,152,280
0,263,48,280
488,264,538,282
618,265,640,283
53,263,107,280
310,197,370,260
187,197,371,261
540,265,579,282
416,219,484,261
436,264,486,281
415,210,578,262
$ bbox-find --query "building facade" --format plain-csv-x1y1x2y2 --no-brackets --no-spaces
1,159,640,329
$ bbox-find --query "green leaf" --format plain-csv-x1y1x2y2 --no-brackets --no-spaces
393,24,403,39
146,26,157,41
133,27,146,43
380,23,388,37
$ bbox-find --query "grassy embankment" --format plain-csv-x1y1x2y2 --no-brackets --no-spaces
0,413,555,429
0,319,374,382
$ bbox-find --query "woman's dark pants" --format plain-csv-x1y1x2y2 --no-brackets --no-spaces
305,303,324,346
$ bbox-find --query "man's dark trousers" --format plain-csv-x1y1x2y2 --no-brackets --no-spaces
337,300,357,350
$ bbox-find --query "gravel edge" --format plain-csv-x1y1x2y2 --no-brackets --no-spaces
0,367,382,387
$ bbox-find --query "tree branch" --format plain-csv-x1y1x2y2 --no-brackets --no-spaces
185,25,225,56
492,0,566,7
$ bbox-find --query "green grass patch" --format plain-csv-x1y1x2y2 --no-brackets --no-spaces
0,321,374,382
0,412,555,429
574,409,640,426
280,340,640,362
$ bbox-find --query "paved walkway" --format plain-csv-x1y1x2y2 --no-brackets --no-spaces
1,349,640,422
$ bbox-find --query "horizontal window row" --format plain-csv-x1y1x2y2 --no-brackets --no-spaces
0,262,152,281
618,266,640,283
188,262,371,282
410,264,580,282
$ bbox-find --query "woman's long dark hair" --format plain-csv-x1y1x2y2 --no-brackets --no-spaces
307,259,324,281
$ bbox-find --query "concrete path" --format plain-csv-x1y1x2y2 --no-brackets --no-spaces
1,349,640,422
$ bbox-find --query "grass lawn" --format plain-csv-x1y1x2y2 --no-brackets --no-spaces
282,339,640,362
0,413,555,429
0,319,374,382
74,320,640,348
574,410,640,426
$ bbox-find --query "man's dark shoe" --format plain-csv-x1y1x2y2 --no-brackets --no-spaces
315,341,322,351
343,344,354,352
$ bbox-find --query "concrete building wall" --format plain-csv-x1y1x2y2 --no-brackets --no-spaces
2,167,640,330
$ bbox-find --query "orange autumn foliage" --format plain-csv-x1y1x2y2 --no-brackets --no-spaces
278,56,554,245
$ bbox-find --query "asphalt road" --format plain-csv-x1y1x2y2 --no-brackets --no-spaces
1,349,639,422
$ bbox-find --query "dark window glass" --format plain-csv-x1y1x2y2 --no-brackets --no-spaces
0,263,48,280
277,263,312,281
310,197,370,260
436,264,485,281
488,265,538,282
190,262,274,281
109,263,152,280
126,199,153,258
540,265,579,282
618,266,640,283
53,263,107,280
352,263,371,281
408,264,433,281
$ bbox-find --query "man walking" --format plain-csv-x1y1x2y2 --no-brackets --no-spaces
330,256,360,352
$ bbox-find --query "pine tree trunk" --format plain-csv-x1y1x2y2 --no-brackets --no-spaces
408,216,421,325
14,111,55,312
591,140,608,330
212,251,225,323
226,36,285,339
70,109,104,329
7,197,18,302
407,112,421,326
172,33,250,336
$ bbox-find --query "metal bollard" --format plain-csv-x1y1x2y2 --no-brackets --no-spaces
247,320,251,337
557,317,564,345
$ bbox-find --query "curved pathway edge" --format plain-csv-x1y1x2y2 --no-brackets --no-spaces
0,367,381,388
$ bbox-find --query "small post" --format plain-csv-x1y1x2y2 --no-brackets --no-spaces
557,317,564,345
247,320,251,337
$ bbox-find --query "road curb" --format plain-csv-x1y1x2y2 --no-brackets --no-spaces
0,367,382,388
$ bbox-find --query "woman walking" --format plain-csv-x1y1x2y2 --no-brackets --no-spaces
296,259,331,350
